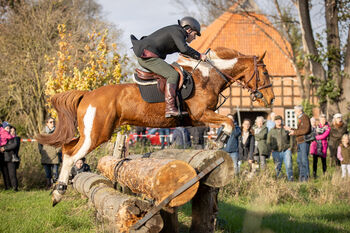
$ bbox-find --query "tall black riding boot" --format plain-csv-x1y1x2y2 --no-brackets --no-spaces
165,83,188,118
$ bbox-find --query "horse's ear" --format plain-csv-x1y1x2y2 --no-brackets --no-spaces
258,51,266,62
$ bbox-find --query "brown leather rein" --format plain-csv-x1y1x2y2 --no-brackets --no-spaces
206,56,272,102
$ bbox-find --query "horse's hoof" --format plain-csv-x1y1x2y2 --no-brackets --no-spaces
52,190,63,207
207,140,224,150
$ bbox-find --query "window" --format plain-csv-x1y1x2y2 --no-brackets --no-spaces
285,109,297,128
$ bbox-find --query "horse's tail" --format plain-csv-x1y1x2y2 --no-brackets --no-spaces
35,90,88,147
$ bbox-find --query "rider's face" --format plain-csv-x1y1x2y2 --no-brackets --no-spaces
186,30,197,43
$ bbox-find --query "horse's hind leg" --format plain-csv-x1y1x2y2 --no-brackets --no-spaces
52,104,117,206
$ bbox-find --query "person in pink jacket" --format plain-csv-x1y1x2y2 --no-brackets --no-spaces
0,121,14,147
310,114,330,178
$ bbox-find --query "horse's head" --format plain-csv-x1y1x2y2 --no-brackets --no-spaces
209,48,275,107
241,52,275,107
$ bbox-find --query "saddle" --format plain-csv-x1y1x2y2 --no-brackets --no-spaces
133,63,194,104
135,64,185,93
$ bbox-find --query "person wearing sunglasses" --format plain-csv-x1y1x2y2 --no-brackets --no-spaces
38,117,61,189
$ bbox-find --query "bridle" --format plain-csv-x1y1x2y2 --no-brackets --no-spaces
206,56,272,102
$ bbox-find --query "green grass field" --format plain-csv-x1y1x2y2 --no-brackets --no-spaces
1,143,350,232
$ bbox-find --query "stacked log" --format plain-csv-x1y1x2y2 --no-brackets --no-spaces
73,172,163,233
72,172,113,196
128,149,233,233
129,149,234,187
97,156,199,207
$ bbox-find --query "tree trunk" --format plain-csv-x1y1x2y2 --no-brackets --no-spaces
97,156,199,207
190,184,219,233
325,0,341,114
129,149,234,188
336,7,350,113
297,0,326,82
88,184,163,233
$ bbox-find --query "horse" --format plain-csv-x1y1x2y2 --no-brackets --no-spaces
36,47,275,206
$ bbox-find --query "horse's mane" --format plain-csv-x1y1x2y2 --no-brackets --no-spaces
211,47,246,60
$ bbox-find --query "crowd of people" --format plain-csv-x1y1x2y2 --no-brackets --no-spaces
1,104,350,191
132,105,350,181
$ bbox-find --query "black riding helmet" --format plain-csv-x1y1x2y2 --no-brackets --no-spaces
178,16,201,36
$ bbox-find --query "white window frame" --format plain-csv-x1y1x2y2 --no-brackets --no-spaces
285,109,297,128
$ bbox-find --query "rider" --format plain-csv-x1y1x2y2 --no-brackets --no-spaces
131,16,207,118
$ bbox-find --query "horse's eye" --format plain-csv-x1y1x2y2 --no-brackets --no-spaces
263,72,268,75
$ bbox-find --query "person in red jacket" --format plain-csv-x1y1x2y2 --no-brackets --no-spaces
310,114,330,178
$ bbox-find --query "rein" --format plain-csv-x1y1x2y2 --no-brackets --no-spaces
206,56,272,103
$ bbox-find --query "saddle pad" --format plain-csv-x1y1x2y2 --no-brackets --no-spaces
134,73,194,103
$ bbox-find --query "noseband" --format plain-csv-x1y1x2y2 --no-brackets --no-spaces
206,56,272,101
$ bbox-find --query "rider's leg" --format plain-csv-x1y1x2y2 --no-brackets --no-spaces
137,57,186,117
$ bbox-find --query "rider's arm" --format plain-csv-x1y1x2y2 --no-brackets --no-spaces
172,31,201,60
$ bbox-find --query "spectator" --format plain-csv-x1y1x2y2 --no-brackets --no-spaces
158,128,170,149
337,134,350,178
310,117,317,132
0,121,15,189
285,105,311,182
135,126,147,146
0,121,14,147
70,158,91,180
310,114,330,178
38,117,61,188
172,127,191,149
218,115,241,175
188,126,209,149
267,115,294,181
238,119,255,170
266,112,276,132
329,113,348,167
0,125,20,191
253,116,269,170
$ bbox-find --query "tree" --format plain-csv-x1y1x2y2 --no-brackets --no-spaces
45,24,126,117
0,0,125,136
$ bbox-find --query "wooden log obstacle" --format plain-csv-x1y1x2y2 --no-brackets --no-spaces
72,149,233,233
73,173,163,233
129,149,234,187
97,156,199,207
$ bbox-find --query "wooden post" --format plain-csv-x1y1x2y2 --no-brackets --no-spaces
97,156,199,207
189,184,219,233
113,133,127,158
160,208,179,233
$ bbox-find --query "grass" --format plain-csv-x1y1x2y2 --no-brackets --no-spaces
1,143,350,232
0,189,95,233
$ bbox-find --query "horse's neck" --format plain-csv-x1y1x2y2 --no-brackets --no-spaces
196,59,249,94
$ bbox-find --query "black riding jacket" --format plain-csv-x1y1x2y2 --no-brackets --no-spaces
131,24,201,60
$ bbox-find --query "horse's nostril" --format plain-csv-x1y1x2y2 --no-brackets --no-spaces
271,98,275,104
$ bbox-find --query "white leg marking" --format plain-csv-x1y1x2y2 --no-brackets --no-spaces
58,105,96,184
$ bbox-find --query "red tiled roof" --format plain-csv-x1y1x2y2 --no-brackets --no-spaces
190,11,296,76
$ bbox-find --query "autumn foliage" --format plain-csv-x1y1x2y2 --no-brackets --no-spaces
45,24,127,117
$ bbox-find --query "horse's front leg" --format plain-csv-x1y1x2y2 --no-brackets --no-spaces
199,110,234,146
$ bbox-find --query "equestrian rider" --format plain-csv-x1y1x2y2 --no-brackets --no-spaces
131,16,207,118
